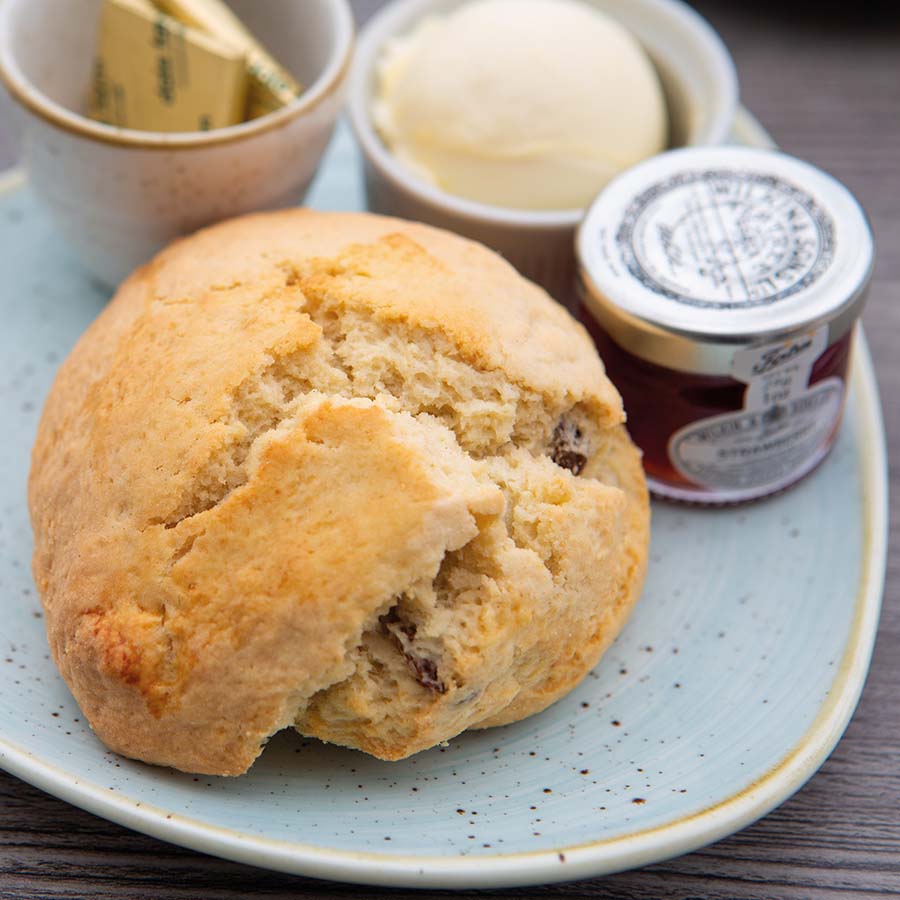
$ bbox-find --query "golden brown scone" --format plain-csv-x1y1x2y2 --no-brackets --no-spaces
28,210,649,775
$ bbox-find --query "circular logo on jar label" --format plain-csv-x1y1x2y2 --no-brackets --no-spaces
616,170,835,309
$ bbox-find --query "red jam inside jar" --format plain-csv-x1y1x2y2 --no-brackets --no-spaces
581,312,855,503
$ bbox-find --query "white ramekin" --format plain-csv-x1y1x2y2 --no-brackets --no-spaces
348,0,739,304
0,0,354,286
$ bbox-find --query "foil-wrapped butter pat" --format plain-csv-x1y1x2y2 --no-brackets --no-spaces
89,0,248,132
152,0,302,119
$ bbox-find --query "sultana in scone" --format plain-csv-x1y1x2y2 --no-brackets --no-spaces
28,210,649,775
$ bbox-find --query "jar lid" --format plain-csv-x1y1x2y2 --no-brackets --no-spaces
577,147,874,375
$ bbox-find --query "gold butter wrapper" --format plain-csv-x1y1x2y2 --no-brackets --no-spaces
89,0,248,132
151,0,302,119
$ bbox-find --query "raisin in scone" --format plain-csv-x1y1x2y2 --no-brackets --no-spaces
28,210,649,775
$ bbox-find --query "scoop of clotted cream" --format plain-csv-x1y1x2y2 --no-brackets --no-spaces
373,0,669,211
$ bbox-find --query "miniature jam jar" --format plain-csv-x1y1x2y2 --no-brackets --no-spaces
577,146,874,505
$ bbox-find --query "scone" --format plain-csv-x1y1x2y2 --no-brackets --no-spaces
28,210,649,776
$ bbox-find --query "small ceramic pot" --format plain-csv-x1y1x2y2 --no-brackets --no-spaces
0,0,354,286
347,0,739,304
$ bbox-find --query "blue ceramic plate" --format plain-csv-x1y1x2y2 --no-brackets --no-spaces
0,111,888,889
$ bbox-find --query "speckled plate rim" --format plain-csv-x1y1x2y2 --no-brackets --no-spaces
0,109,889,889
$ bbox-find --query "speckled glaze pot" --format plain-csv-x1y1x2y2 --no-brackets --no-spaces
0,0,354,286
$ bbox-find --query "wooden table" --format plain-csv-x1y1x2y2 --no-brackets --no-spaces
1,2,897,897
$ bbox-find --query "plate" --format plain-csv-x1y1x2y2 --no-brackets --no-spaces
0,110,888,889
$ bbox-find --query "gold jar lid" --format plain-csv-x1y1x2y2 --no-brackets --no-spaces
576,147,874,375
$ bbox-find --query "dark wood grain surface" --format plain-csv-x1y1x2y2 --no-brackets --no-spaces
1,2,898,897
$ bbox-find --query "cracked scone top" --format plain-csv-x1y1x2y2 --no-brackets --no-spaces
29,210,650,776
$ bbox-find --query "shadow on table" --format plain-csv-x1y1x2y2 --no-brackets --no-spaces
692,0,900,31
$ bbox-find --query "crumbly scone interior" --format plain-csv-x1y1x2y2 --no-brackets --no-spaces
162,237,630,759
276,241,637,758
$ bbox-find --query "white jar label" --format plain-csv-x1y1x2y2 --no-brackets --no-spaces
616,169,836,309
668,327,845,493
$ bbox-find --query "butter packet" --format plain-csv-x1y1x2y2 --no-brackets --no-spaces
89,0,248,132
150,0,302,119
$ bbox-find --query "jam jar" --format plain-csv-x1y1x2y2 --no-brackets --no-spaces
576,146,874,505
